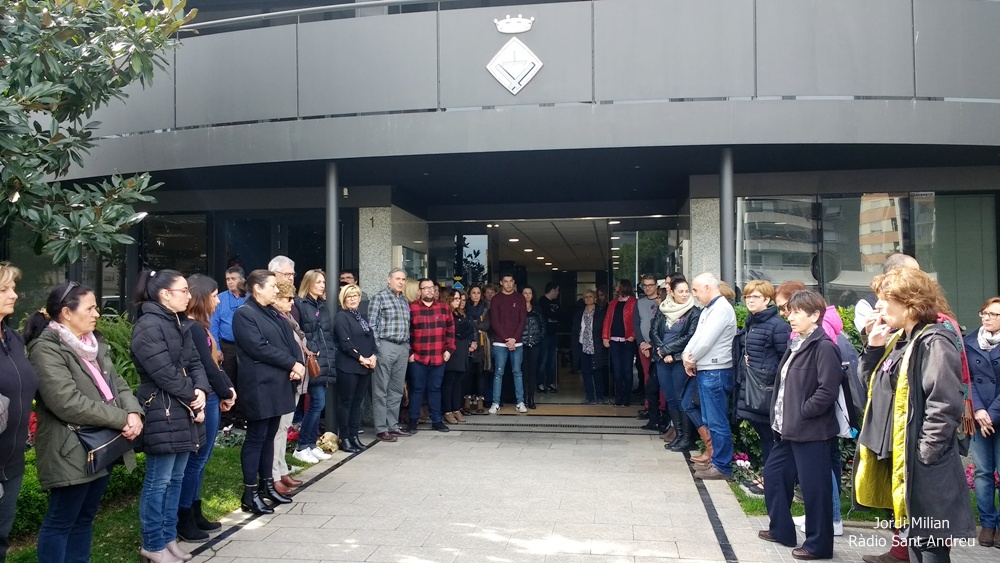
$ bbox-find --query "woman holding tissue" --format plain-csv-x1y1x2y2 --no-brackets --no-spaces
854,268,975,563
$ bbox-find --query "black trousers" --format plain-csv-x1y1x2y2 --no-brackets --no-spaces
220,341,244,426
337,371,372,437
522,344,540,403
749,419,776,466
441,370,465,412
764,438,834,558
241,416,280,485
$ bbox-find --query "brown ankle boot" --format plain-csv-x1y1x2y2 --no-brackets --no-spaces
464,396,473,411
689,426,713,464
453,410,466,423
660,426,677,443
979,527,995,548
444,412,458,424
474,397,485,413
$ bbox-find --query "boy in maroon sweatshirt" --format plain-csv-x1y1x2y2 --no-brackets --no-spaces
488,274,527,413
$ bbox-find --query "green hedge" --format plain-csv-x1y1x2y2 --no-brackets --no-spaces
12,449,145,539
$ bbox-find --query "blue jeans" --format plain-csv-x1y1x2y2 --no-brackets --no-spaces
409,362,445,424
697,369,734,475
140,451,191,552
609,341,636,405
971,429,1000,528
680,374,703,428
37,473,112,563
0,472,24,561
538,335,558,387
297,383,326,450
654,360,679,411
492,345,524,405
180,393,220,508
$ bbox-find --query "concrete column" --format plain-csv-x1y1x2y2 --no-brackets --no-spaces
690,199,721,276
325,163,340,434
359,207,393,293
720,148,735,286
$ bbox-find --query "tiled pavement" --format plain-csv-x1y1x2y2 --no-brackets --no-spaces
187,421,998,562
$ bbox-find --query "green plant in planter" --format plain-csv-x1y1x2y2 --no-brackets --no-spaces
96,314,138,391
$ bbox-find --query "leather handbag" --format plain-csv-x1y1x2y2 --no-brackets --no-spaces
306,353,321,378
74,425,136,475
742,363,774,415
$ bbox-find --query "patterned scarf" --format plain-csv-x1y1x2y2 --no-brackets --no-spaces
978,326,1000,352
352,309,371,333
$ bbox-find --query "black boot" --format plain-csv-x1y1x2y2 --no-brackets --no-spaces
669,416,694,452
349,436,367,451
241,484,273,514
666,409,685,448
176,507,210,542
526,392,536,409
192,499,222,532
260,478,292,504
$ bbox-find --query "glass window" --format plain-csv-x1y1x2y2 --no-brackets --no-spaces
142,214,208,275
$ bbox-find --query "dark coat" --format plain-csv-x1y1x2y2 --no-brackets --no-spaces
130,302,210,454
232,298,299,420
297,295,336,386
333,310,376,376
572,305,609,370
735,306,790,422
466,303,490,364
0,323,39,481
445,313,477,372
769,327,841,443
964,332,1000,425
522,309,544,348
189,323,234,399
649,306,701,358
857,323,976,540
28,329,142,489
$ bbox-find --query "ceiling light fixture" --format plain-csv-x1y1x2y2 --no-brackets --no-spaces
486,223,493,228
552,267,558,271
508,238,519,242
608,220,621,225
536,256,544,260
524,248,533,252
610,236,620,240
611,247,620,251
545,262,552,266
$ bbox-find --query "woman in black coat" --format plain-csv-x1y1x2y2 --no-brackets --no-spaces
333,284,377,453
649,277,701,451
735,280,790,471
130,269,210,563
0,263,39,562
760,290,841,561
233,270,304,514
441,288,478,420
295,269,336,463
572,290,608,404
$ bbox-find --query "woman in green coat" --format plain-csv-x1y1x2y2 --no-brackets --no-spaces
25,282,143,563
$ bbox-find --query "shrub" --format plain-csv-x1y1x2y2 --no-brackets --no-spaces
96,314,139,390
12,449,145,539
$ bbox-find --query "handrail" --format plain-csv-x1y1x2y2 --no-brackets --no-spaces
180,0,465,31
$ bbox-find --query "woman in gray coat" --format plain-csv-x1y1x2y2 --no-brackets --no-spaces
25,282,143,563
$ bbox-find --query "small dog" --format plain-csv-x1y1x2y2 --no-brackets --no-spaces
316,432,340,453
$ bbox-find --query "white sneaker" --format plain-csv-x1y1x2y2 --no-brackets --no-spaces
488,403,500,414
292,448,319,464
310,447,332,461
795,517,842,537
516,402,528,413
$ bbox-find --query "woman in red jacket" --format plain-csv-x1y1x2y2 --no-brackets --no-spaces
603,279,637,406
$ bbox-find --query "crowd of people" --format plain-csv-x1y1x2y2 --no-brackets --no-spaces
0,250,998,562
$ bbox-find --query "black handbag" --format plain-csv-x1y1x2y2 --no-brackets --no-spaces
742,363,774,415
74,425,136,475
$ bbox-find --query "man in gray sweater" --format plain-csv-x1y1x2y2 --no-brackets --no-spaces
682,273,737,480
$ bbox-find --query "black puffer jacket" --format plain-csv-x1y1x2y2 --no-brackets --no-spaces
0,323,38,481
522,308,544,347
130,302,209,455
735,305,791,423
297,295,336,386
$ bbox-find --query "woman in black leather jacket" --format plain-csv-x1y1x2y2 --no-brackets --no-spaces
649,277,701,451
441,288,478,422
521,287,544,410
294,270,336,464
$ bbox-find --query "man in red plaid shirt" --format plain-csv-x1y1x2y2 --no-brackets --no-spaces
407,278,456,432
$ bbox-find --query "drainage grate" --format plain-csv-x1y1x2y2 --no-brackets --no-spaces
460,422,640,430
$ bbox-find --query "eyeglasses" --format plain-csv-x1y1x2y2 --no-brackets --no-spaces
59,281,80,303
345,294,361,300
641,283,657,288
744,295,766,301
277,271,295,277
165,287,190,295
776,302,789,313
419,286,435,291
980,311,1000,320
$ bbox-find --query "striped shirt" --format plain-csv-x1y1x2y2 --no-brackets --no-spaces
409,300,455,366
368,287,411,348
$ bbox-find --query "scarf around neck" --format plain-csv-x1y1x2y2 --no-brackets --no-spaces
48,321,98,362
659,297,695,327
978,326,1000,351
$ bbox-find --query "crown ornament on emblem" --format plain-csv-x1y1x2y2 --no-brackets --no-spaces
494,14,534,34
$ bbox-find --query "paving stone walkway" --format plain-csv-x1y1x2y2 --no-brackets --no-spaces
188,425,997,563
